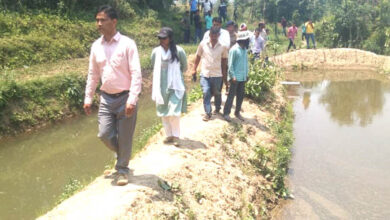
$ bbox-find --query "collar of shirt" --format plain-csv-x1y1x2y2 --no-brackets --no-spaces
100,31,121,45
207,40,221,49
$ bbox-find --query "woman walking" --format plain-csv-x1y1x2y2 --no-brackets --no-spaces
152,27,188,146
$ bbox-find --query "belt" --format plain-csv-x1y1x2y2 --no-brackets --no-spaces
101,90,129,98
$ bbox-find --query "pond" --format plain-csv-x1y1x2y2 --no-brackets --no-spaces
274,71,390,219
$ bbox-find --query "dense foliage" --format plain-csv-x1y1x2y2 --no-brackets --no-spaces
0,0,174,14
0,12,97,69
235,0,390,55
315,0,390,55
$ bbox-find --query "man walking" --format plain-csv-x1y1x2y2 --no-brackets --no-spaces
223,31,250,122
281,16,287,36
192,26,228,121
287,23,298,52
202,0,213,17
190,0,198,24
251,28,265,60
181,10,191,43
193,10,203,43
218,0,227,23
84,5,142,186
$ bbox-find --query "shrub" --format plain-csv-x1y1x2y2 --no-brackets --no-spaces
245,60,280,102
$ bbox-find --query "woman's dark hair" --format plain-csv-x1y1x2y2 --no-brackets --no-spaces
96,5,118,20
160,27,179,63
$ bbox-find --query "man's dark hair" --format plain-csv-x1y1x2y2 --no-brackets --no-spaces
210,26,221,35
212,17,222,23
96,5,118,20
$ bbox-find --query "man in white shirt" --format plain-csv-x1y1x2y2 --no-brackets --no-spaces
202,0,213,17
202,17,230,48
251,27,265,60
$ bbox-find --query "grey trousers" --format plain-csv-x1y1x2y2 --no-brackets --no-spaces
98,92,137,174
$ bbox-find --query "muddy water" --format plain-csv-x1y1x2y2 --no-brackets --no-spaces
274,71,390,219
0,92,159,220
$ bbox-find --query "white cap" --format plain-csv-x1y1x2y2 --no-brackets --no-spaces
237,31,250,40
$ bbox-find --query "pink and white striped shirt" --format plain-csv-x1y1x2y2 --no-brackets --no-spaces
84,32,142,105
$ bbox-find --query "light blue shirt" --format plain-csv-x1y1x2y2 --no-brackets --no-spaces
228,44,249,82
191,0,198,11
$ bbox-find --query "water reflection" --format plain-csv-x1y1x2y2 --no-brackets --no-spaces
319,80,385,127
300,82,320,110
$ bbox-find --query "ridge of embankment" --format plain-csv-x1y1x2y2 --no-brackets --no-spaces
38,84,289,219
271,48,390,73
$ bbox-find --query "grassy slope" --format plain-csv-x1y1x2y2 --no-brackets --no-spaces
0,6,199,138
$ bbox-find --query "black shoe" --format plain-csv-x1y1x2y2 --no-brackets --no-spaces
212,109,220,115
223,114,232,122
235,113,244,121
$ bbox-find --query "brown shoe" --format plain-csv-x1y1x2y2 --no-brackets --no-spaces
116,173,129,186
103,169,118,178
163,136,174,144
202,114,211,121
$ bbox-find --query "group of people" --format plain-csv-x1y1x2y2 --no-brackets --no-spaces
84,5,260,186
284,18,316,52
85,4,319,186
182,0,229,44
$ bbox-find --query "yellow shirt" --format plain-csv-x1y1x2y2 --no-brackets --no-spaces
305,22,315,34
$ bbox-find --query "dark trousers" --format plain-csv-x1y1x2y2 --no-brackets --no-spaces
98,92,137,174
220,12,227,22
190,11,196,24
223,81,246,116
184,28,190,43
287,38,296,51
194,27,203,43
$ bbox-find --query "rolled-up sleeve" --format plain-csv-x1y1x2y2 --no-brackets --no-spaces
127,41,142,105
84,46,100,105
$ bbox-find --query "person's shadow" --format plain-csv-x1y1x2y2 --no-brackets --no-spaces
214,108,269,132
176,138,207,150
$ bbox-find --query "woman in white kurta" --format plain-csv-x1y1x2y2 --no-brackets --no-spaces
151,27,188,145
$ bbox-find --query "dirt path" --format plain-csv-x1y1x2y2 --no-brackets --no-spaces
38,85,286,219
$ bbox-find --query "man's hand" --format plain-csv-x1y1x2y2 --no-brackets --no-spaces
125,103,136,117
232,77,237,83
83,103,92,115
192,73,197,82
